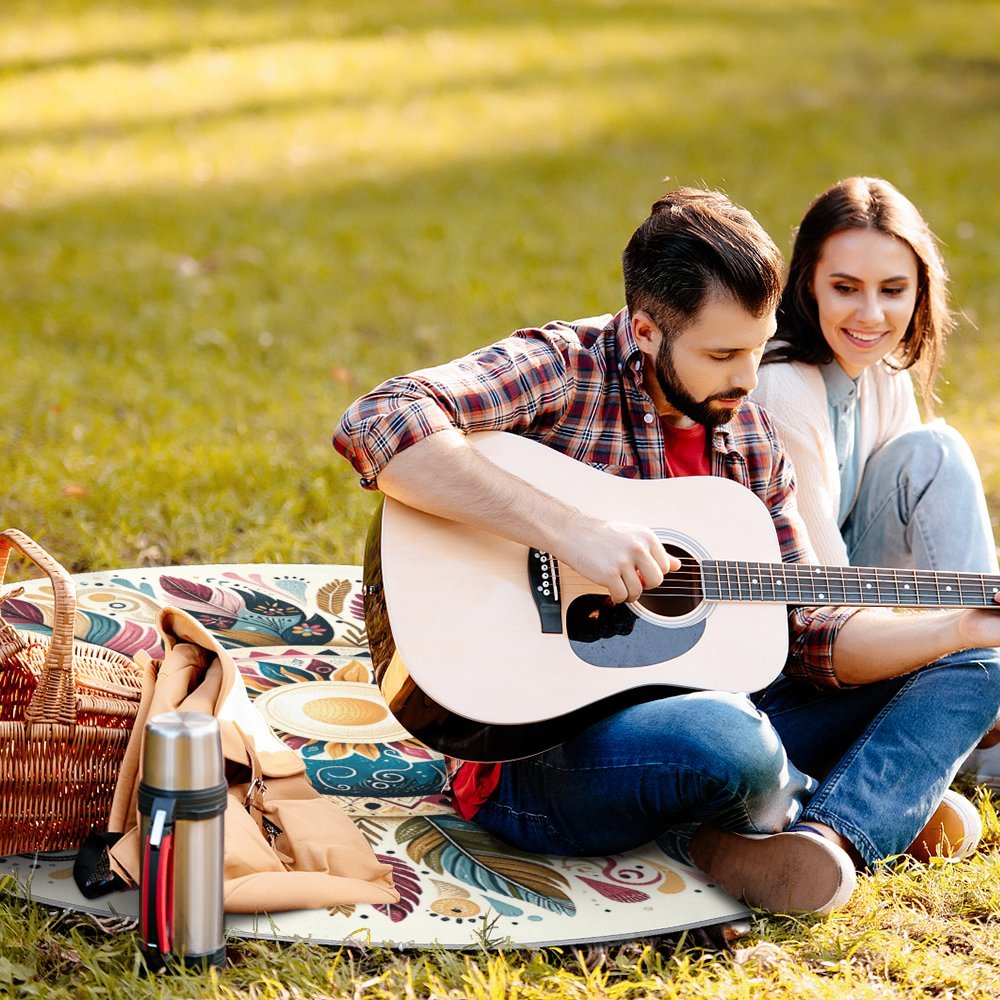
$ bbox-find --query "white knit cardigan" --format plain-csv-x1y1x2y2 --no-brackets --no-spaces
752,359,921,566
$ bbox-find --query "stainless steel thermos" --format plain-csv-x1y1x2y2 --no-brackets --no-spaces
139,711,227,970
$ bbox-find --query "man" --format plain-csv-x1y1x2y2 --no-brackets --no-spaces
333,188,1000,915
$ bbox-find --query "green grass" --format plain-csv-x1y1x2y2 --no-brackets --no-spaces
4,801,1000,997
4,0,1000,571
3,0,1000,995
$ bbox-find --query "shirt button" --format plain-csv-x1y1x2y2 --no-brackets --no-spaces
643,413,655,424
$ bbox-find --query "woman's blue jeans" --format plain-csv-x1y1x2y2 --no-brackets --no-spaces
841,422,1000,781
842,422,998,574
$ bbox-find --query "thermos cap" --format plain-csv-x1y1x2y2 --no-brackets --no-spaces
142,711,225,791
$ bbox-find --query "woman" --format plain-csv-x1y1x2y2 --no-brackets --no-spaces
753,176,1000,846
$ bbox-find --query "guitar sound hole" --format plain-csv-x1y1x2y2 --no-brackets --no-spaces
636,543,703,618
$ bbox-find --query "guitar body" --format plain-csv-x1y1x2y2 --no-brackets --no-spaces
364,431,789,761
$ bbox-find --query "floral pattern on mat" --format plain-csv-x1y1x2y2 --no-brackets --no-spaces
236,648,449,803
0,563,746,947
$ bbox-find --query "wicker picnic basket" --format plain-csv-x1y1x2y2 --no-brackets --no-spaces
0,528,144,855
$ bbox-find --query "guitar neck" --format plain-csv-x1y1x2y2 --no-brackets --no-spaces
702,561,1000,609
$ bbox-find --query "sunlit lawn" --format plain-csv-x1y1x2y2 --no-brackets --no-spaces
3,1,1000,996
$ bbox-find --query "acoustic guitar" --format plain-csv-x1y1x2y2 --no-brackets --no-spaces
362,431,1000,762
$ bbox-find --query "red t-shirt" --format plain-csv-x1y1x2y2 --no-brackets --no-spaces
449,421,710,819
659,419,711,478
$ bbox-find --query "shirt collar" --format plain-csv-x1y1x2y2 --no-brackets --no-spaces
820,359,860,406
616,308,645,379
711,423,734,455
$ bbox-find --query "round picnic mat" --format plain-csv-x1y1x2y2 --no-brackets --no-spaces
0,564,747,949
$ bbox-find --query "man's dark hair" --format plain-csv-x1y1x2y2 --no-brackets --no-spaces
622,187,783,340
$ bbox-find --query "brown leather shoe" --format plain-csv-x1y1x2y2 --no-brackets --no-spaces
689,827,857,915
907,790,982,862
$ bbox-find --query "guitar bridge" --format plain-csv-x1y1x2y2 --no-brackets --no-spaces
528,549,563,633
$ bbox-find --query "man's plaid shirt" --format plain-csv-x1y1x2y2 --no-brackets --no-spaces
334,308,859,689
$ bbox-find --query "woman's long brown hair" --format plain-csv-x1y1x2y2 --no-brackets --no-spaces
764,176,953,411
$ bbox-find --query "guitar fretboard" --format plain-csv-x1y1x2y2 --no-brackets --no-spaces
701,561,1000,608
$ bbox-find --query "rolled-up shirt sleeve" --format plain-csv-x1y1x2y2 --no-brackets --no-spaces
785,605,858,688
333,331,573,488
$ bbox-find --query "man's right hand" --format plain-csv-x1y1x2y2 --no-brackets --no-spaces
555,515,680,604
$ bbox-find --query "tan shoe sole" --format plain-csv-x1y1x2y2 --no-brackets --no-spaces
907,789,982,862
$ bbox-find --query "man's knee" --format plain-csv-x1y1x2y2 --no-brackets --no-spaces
665,691,789,791
675,692,810,831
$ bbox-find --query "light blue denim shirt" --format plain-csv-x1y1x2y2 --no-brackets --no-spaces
820,360,863,526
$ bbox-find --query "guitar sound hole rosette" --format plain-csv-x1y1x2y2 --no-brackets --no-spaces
630,530,712,628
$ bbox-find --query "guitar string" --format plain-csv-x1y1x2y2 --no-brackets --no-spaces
555,564,1000,605
547,560,1000,585
643,572,1000,599
555,584,999,606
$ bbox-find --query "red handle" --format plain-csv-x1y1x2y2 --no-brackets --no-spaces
140,801,175,962
156,833,174,955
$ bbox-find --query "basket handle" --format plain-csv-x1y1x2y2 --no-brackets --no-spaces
0,528,78,728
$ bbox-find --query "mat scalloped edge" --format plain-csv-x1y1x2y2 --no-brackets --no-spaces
1,840,748,950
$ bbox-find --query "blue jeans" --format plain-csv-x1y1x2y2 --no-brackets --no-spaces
755,647,1000,866
475,649,1000,869
842,423,999,574
841,423,1000,782
474,691,816,866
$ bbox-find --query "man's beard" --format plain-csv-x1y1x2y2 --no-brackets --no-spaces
654,339,748,429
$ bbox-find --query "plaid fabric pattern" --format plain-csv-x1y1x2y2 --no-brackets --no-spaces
334,308,858,691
